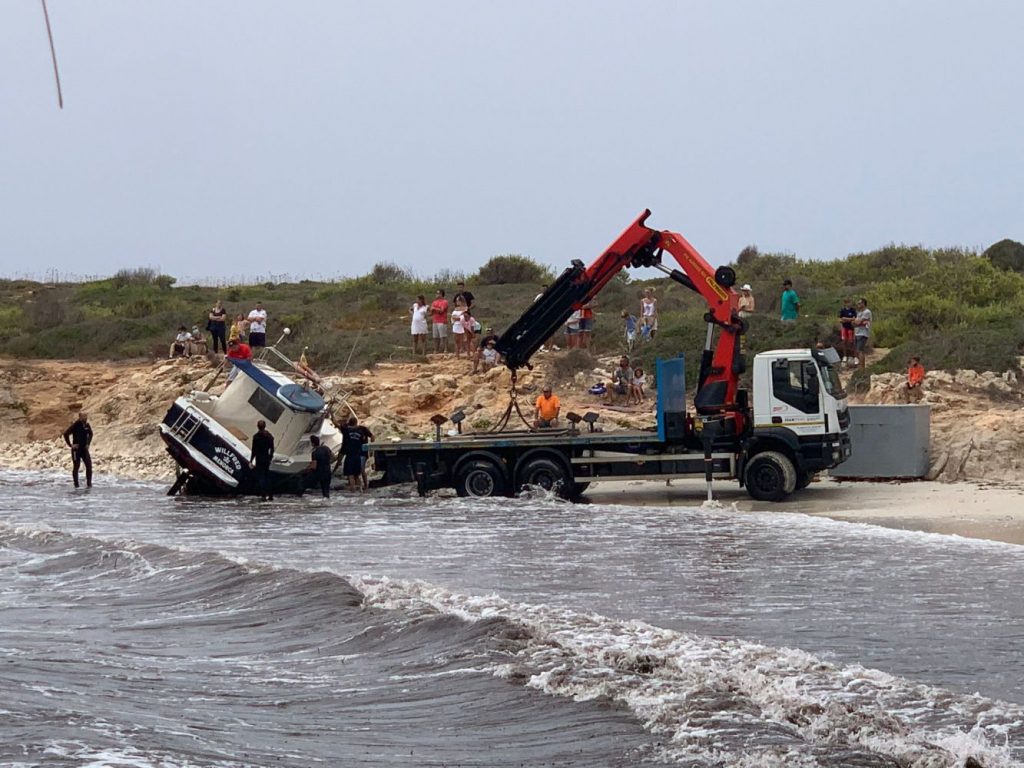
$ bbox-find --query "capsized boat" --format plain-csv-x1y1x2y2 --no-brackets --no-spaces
160,337,345,496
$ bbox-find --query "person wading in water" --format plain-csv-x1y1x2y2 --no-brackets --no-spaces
249,420,275,501
62,412,93,488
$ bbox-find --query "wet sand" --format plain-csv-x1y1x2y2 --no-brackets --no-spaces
587,477,1024,546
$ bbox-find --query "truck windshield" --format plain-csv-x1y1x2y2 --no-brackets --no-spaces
817,361,845,398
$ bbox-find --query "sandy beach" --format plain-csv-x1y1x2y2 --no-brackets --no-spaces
589,476,1024,545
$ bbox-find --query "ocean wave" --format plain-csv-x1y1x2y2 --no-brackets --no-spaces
355,574,1024,768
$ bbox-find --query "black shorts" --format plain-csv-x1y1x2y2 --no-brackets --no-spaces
855,336,868,352
249,332,267,348
342,454,362,477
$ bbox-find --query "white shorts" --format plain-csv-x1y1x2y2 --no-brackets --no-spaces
432,323,448,339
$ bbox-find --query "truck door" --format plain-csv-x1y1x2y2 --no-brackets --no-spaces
766,358,825,435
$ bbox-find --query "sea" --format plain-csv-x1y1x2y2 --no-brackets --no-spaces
0,469,1021,768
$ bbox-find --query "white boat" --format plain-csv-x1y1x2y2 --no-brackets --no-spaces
160,338,344,496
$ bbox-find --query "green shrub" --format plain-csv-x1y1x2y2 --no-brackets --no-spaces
476,255,552,285
983,239,1024,273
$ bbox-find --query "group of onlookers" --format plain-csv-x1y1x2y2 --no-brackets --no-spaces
410,281,500,372
169,300,269,360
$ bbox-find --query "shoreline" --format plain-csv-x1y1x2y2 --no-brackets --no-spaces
586,476,1024,546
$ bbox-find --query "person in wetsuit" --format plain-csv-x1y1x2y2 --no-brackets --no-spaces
249,420,275,500
304,435,333,498
340,416,369,492
62,412,93,488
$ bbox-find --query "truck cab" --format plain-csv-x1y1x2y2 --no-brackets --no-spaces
742,347,852,498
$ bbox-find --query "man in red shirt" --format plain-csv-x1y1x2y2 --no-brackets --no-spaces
430,289,450,354
224,339,253,384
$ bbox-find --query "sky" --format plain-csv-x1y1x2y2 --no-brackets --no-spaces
2,1,1023,284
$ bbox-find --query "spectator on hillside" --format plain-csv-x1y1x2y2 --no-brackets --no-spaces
631,364,646,405
189,325,208,356
453,281,475,309
738,284,755,318
479,339,499,372
621,310,638,351
472,326,500,373
640,289,658,339
430,289,450,354
904,356,926,402
780,279,800,323
247,302,268,348
853,298,872,369
169,326,192,359
208,300,228,354
461,305,477,351
451,297,468,357
229,313,248,344
410,294,428,355
533,385,561,429
579,300,596,350
838,298,857,366
565,308,582,349
605,356,633,403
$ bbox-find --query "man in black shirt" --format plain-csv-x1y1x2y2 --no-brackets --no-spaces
62,412,93,488
249,420,275,500
453,281,475,309
304,435,333,498
341,416,370,492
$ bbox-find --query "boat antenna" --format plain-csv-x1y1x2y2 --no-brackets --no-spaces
40,0,64,109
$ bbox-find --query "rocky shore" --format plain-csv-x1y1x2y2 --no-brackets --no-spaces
2,354,1022,488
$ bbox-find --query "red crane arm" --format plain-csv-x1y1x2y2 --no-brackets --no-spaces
497,210,745,421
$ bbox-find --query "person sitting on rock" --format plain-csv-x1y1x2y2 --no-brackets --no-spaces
533,385,561,429
479,339,499,372
189,325,208,356
472,327,500,374
169,326,192,358
904,356,926,402
604,356,632,404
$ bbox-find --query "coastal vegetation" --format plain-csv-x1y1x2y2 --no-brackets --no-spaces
2,241,1023,380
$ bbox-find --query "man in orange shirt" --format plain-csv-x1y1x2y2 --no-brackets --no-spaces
533,385,561,429
904,356,926,402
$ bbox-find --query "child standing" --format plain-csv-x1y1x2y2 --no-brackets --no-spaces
621,310,638,351
631,365,646,404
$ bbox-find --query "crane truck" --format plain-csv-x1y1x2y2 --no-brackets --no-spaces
367,210,851,501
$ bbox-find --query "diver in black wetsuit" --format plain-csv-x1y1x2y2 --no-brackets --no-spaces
304,435,333,498
62,412,93,488
249,420,275,500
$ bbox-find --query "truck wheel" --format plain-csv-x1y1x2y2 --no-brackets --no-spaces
455,459,505,498
744,451,797,502
517,456,572,498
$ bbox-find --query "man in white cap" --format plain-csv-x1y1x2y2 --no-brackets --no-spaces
738,284,755,318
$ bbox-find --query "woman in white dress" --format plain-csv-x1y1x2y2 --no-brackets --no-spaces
410,295,428,355
451,298,467,357
640,289,658,340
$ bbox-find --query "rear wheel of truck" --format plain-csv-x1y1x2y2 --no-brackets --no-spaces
455,459,506,498
744,451,797,502
516,456,572,499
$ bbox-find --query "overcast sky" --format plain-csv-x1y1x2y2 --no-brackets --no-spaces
2,1,1022,283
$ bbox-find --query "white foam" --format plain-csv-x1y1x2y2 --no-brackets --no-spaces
353,574,1024,767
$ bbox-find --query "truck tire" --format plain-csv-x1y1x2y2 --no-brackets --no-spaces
455,459,506,498
744,451,797,502
516,456,572,498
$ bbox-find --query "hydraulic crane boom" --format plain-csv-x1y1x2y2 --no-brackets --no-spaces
496,210,747,423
